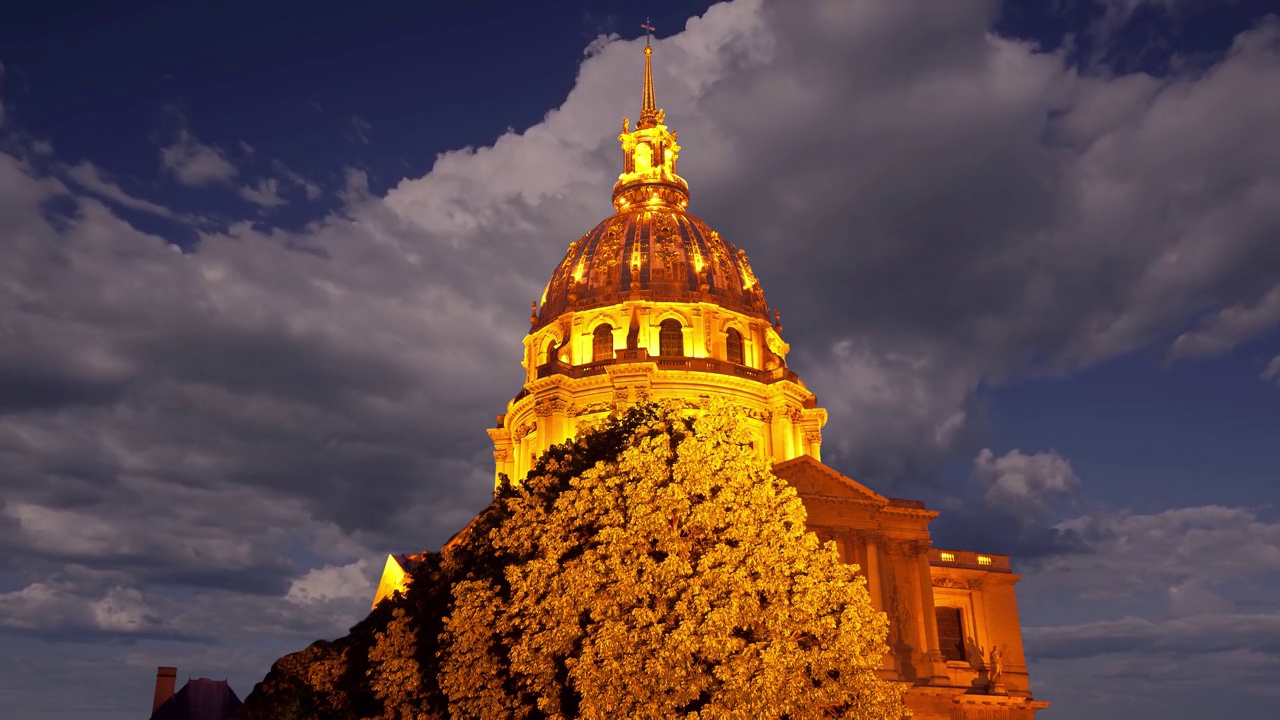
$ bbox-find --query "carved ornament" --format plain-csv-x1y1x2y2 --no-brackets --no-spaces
884,539,932,558
570,401,612,418
512,421,537,441
848,529,888,547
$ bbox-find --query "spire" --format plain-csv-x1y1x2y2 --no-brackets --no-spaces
612,27,687,211
638,21,660,129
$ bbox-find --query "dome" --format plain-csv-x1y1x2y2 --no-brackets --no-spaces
489,37,827,493
534,43,769,329
536,207,769,328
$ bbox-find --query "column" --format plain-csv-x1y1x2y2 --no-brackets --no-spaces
913,543,953,683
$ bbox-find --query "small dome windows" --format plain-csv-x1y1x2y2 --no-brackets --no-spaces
659,319,684,357
726,327,744,365
592,324,615,363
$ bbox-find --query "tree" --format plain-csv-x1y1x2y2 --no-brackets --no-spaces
439,400,907,719
243,401,906,720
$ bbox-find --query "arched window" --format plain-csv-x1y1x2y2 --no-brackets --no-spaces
659,319,684,357
726,328,744,365
592,324,614,363
634,143,653,173
545,339,558,365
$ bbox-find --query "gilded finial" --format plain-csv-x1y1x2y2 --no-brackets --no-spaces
774,309,783,331
530,301,539,327
622,117,629,134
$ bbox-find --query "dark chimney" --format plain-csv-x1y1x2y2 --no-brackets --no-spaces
152,666,177,712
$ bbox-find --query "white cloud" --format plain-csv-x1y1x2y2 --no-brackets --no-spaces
238,177,287,208
62,161,178,218
0,582,171,638
339,166,370,205
1263,355,1280,385
972,448,1080,514
160,128,238,187
286,560,373,604
1168,284,1280,360
272,160,323,200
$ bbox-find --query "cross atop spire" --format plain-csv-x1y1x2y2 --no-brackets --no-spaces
641,18,655,45
637,24,660,129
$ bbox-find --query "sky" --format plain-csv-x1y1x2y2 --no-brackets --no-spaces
1,0,1279,717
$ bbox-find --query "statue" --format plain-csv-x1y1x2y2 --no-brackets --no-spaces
988,645,1004,692
655,108,665,124
622,117,629,134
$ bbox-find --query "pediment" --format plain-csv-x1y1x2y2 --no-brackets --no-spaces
772,455,887,505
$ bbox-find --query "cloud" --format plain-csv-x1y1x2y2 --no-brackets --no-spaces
1263,355,1280,385
0,582,193,641
339,166,370,205
160,128,238,187
3,0,1278,604
1026,612,1280,660
1019,504,1280,709
2,2,1280,714
584,33,622,58
238,177,287,208
1037,506,1280,594
61,161,178,218
285,560,374,604
347,115,372,145
972,447,1080,514
1168,284,1280,360
272,160,323,200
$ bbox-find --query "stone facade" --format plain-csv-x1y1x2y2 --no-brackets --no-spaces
775,456,1048,718
374,39,1047,718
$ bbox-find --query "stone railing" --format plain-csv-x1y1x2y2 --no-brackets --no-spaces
534,353,802,387
929,548,1012,573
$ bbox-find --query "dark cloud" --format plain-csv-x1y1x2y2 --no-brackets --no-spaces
1015,503,1280,712
1022,504,1280,652
1,1,1279,716
1025,614,1280,687
680,6,1280,488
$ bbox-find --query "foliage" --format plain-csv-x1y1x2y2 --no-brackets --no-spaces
243,401,906,720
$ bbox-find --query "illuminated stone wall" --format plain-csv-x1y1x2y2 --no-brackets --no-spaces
776,456,1048,719
376,40,1047,718
490,299,827,486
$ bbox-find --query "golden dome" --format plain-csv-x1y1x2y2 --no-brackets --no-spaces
536,208,768,328
534,43,769,329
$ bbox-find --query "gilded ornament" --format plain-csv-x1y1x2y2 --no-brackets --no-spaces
512,421,537,441
569,402,612,418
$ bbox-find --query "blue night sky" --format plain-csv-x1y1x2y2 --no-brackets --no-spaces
2,1,1279,718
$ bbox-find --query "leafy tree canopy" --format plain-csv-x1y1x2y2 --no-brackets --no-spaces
244,401,906,720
